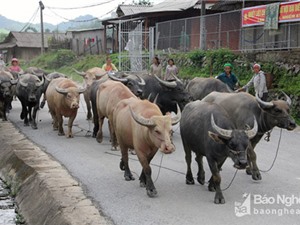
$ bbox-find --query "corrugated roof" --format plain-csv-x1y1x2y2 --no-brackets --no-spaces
0,32,68,49
144,0,199,13
118,5,152,16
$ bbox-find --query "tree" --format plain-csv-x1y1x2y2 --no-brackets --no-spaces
132,0,152,6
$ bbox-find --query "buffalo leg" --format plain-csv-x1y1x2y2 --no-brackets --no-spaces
120,145,135,181
20,103,29,126
66,116,75,138
84,93,92,120
108,117,118,150
195,154,205,185
183,141,194,185
92,102,99,138
207,157,225,204
96,116,104,143
139,153,156,188
247,145,261,180
31,105,39,129
57,114,65,136
137,151,157,197
2,101,7,121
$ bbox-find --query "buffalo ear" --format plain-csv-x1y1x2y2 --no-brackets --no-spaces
208,131,225,144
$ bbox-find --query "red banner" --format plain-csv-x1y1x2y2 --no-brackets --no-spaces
242,1,300,27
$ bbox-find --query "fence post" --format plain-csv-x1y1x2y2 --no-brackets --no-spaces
96,36,100,54
76,39,79,56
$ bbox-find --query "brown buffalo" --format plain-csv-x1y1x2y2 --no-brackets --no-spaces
46,78,85,138
73,67,107,120
96,80,137,148
113,97,181,197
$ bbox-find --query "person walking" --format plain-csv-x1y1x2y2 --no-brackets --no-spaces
216,63,239,90
164,59,179,81
237,63,268,100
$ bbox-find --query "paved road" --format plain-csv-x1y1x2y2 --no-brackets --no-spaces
6,97,300,225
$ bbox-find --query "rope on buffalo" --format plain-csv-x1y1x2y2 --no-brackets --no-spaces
259,128,283,173
73,98,92,137
221,169,238,191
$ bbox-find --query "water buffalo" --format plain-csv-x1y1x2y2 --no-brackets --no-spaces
46,78,85,138
40,72,68,108
186,77,232,100
126,73,191,114
113,97,181,197
96,80,139,148
202,91,296,180
16,74,44,129
90,73,144,138
180,100,257,204
73,67,107,120
0,70,18,120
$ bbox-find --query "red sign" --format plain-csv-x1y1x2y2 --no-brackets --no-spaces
242,1,300,27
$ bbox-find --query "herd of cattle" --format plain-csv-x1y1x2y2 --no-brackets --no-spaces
0,67,297,204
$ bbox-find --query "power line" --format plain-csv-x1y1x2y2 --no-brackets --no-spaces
47,7,100,23
19,7,40,32
46,0,115,10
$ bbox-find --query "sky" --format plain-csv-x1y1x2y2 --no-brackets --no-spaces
1,0,165,25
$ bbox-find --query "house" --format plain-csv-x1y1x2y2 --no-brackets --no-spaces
66,27,111,56
0,32,70,62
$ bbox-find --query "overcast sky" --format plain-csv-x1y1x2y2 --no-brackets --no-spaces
1,0,165,25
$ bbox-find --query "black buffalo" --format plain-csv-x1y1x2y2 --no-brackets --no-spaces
16,74,44,129
127,74,191,114
186,77,232,100
180,100,257,204
202,91,296,180
0,70,18,120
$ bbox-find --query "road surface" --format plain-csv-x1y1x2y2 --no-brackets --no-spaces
5,97,300,225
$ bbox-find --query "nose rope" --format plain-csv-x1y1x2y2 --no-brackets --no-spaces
259,128,282,172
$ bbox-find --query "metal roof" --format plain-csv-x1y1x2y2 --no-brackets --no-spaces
144,0,199,13
0,32,68,49
117,5,152,16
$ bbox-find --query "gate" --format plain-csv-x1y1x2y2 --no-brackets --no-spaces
118,19,154,72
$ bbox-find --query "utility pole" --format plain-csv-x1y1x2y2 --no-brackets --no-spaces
200,0,206,50
39,1,45,54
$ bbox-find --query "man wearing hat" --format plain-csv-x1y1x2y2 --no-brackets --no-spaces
216,63,239,90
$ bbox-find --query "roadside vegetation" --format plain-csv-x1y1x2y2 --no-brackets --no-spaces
24,48,300,123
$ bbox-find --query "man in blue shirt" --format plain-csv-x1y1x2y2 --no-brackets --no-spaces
216,63,239,90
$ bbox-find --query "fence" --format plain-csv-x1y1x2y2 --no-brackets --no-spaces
118,19,154,72
156,10,300,52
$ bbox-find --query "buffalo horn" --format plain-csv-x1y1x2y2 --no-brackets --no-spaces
135,74,146,86
10,79,18,85
72,68,86,76
281,91,292,106
19,77,28,87
245,116,258,139
130,106,155,127
147,93,152,101
108,73,128,82
154,75,177,88
153,93,159,104
45,75,52,82
36,75,44,87
255,93,274,109
211,114,232,139
55,86,68,95
171,74,183,84
171,104,181,125
77,87,86,94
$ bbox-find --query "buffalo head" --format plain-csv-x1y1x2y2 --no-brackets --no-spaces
55,86,86,109
256,93,296,131
209,114,258,169
130,104,181,154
